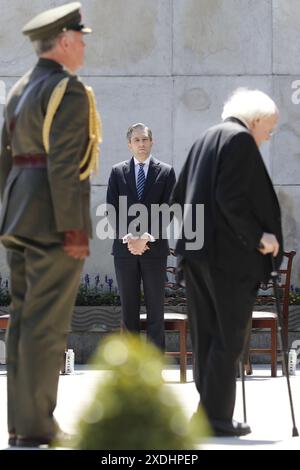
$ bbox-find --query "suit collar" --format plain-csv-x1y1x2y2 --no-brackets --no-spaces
224,116,249,130
36,58,64,71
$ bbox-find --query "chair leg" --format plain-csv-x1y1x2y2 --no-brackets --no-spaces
244,356,253,375
271,321,277,377
179,321,187,383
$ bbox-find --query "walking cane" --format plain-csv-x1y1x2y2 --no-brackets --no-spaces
239,360,247,423
271,254,299,437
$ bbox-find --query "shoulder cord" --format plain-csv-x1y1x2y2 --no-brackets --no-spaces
79,85,102,181
43,79,102,181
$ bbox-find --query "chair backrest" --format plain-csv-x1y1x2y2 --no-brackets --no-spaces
280,251,296,321
164,249,186,307
256,250,296,337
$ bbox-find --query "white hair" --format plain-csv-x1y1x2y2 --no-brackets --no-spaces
32,30,74,56
221,88,278,123
32,34,62,56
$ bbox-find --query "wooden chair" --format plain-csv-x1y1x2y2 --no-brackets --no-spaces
250,250,296,377
140,312,189,383
0,314,9,329
139,249,190,383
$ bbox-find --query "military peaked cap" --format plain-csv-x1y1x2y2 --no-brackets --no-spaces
22,2,92,41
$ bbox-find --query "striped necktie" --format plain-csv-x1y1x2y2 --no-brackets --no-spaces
136,162,146,200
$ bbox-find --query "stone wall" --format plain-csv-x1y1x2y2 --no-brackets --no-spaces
1,303,300,364
68,303,300,365
0,1,300,285
68,304,300,364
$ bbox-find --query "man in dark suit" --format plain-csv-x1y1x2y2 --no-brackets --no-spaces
171,89,282,437
0,2,101,447
106,123,176,349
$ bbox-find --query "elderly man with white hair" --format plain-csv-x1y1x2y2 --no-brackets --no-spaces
171,88,283,437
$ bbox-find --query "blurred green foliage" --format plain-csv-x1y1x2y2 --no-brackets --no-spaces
73,334,209,450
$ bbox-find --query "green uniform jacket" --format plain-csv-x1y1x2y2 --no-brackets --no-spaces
0,58,92,240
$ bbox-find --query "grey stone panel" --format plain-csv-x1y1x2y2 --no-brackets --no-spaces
0,0,40,76
173,76,273,175
0,77,20,276
272,76,300,185
0,0,172,77
87,186,115,280
79,0,172,76
276,185,300,287
173,0,272,75
273,0,300,74
85,76,173,185
0,77,21,129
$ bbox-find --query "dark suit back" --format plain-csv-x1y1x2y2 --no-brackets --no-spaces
172,118,283,282
107,156,176,258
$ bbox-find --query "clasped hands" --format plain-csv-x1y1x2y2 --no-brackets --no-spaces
127,238,150,256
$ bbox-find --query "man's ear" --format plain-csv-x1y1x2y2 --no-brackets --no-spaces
58,34,69,51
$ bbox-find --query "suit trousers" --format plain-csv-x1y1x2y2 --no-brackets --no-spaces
114,256,167,350
3,236,83,439
183,257,259,423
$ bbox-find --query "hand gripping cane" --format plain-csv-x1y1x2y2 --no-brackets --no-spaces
271,254,299,437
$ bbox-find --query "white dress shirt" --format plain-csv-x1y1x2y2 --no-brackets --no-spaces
122,154,155,244
133,155,151,182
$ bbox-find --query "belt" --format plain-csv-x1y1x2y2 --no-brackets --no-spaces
13,154,47,168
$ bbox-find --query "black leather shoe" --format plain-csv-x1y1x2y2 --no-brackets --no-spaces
8,434,17,447
16,431,73,448
211,419,251,437
16,436,52,447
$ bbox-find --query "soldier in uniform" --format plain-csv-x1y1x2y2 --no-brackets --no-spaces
0,2,101,447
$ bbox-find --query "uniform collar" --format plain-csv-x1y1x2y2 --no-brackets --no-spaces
36,58,64,71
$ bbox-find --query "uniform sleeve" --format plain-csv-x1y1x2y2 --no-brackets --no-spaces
0,120,12,200
47,77,89,232
215,132,263,251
